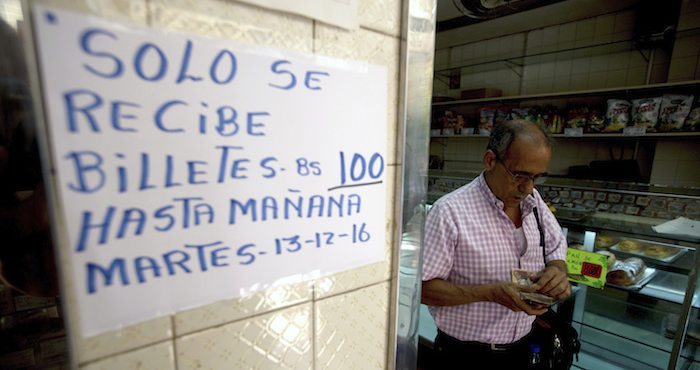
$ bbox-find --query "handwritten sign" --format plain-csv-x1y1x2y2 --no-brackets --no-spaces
33,5,387,336
566,249,608,289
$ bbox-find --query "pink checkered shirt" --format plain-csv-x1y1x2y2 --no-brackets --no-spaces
422,173,567,344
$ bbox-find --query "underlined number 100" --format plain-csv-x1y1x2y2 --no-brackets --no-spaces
338,151,384,186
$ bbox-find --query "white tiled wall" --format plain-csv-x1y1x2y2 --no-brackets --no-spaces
651,140,700,187
433,9,657,98
669,0,700,82
39,0,403,369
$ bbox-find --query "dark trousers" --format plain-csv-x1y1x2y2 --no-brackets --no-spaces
432,329,533,370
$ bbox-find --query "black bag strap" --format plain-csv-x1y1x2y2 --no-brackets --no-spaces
532,207,546,264
532,207,581,367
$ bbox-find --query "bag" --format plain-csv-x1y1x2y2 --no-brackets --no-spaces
531,308,581,370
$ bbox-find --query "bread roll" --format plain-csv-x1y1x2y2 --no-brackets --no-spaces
606,257,646,286
644,244,675,258
595,235,616,248
618,239,642,252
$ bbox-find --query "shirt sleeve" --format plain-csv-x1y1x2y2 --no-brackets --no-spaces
422,201,459,282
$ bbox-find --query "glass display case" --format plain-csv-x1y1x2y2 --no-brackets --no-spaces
548,180,700,370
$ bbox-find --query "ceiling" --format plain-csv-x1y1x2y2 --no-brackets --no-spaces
435,0,641,49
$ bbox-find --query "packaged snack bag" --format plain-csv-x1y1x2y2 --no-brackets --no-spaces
495,106,511,126
509,107,530,121
542,106,562,134
525,107,540,125
478,107,496,135
549,113,564,134
604,99,631,132
456,114,465,133
658,95,695,132
684,106,700,131
566,106,588,128
586,107,606,133
631,97,662,132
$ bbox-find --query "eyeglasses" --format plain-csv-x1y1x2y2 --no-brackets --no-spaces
498,161,548,185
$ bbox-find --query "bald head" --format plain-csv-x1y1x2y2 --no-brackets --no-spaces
486,120,553,161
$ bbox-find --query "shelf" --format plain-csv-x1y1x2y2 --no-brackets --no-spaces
580,269,697,308
559,214,700,247
430,134,488,138
432,80,700,107
551,132,700,138
431,132,700,139
639,271,700,308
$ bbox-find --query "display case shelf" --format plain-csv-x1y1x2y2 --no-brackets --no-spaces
432,80,700,107
562,209,700,370
559,215,700,248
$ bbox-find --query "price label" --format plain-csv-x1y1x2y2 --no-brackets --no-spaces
623,126,646,136
566,249,608,289
581,261,602,278
564,127,583,137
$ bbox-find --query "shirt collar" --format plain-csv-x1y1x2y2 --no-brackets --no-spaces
476,172,537,214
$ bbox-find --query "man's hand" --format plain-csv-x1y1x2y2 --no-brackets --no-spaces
532,262,571,301
488,282,549,316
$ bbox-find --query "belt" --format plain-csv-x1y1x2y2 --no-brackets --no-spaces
437,329,530,353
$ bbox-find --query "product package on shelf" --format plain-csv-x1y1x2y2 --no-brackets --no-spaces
541,105,563,134
586,106,606,133
566,106,588,130
631,97,662,132
478,106,496,135
604,99,631,132
685,105,700,131
658,94,695,132
434,110,465,135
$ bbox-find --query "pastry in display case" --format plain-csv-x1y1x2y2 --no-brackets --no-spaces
611,238,688,263
605,257,656,290
594,234,618,249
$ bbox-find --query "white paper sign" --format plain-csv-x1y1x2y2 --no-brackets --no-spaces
236,0,359,30
33,5,387,336
653,217,700,239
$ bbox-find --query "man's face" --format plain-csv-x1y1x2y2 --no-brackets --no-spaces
485,137,551,209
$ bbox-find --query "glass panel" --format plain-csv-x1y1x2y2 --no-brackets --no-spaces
0,0,70,368
676,307,700,368
575,287,678,369
675,251,700,369
394,0,436,369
